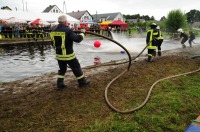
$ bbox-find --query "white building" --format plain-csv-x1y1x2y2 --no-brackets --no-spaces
42,5,63,14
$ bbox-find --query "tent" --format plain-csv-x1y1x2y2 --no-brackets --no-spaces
0,10,80,25
109,20,128,29
3,17,27,24
31,18,41,25
30,18,50,25
100,21,112,26
100,21,112,30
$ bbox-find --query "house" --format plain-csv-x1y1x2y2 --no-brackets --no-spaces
126,18,145,23
92,12,125,23
67,10,93,23
42,5,63,13
192,22,200,29
1,6,12,11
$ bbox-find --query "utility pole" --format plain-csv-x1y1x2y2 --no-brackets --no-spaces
22,0,24,11
96,11,97,23
26,2,28,12
63,1,67,13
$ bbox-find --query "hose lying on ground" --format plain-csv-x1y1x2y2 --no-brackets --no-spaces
105,67,200,114
76,31,200,114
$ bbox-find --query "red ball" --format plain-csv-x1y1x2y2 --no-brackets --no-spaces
94,40,101,48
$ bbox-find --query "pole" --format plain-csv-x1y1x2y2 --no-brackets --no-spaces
22,0,24,11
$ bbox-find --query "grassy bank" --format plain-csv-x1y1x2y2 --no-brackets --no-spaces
0,47,200,131
83,72,200,131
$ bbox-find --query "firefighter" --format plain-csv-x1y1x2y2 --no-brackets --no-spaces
156,26,164,56
188,29,195,47
177,28,188,48
26,24,33,41
50,15,90,89
35,25,44,41
145,23,158,62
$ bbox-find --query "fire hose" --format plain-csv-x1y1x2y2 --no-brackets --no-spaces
75,31,200,114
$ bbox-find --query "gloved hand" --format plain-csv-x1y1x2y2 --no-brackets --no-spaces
79,33,85,39
81,28,86,33
80,28,86,39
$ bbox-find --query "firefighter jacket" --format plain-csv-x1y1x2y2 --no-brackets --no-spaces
180,32,188,39
50,24,84,61
189,31,195,39
146,29,158,50
157,30,164,40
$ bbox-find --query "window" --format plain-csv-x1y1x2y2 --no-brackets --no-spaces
84,16,89,20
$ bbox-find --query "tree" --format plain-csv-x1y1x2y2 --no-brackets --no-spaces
160,16,166,21
186,9,200,23
141,15,151,21
123,14,151,21
150,16,155,20
164,9,187,33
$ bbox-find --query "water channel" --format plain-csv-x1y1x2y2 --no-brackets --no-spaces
0,33,199,82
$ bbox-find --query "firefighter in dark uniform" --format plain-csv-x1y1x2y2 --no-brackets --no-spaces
156,26,164,56
188,29,195,47
146,23,158,62
177,28,188,48
50,15,90,89
26,25,33,41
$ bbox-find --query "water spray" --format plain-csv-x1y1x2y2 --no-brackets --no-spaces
74,31,132,70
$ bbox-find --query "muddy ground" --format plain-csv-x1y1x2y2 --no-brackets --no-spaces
0,45,200,131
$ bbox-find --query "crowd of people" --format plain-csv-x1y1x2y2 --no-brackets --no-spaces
0,23,52,41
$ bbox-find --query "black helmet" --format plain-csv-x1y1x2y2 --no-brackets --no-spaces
150,23,157,28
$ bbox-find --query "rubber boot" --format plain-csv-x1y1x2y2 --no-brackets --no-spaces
57,78,66,89
145,56,152,62
158,51,161,56
78,77,90,87
153,50,156,56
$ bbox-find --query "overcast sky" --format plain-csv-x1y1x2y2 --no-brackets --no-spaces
1,0,200,20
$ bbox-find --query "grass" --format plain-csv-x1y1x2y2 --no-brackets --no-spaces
82,73,200,132
0,37,200,131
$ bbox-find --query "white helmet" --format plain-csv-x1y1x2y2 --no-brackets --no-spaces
177,28,183,33
156,26,160,29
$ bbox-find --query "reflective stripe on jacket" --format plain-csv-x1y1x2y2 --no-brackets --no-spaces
146,29,158,49
50,31,76,61
157,30,164,40
50,24,84,61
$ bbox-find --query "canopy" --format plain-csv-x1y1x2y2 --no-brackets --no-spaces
3,17,27,24
100,21,112,26
31,18,41,25
100,21,112,30
29,18,50,25
109,20,128,29
0,10,80,25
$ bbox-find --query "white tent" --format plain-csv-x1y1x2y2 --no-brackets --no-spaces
4,17,27,24
0,10,37,21
0,10,80,25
